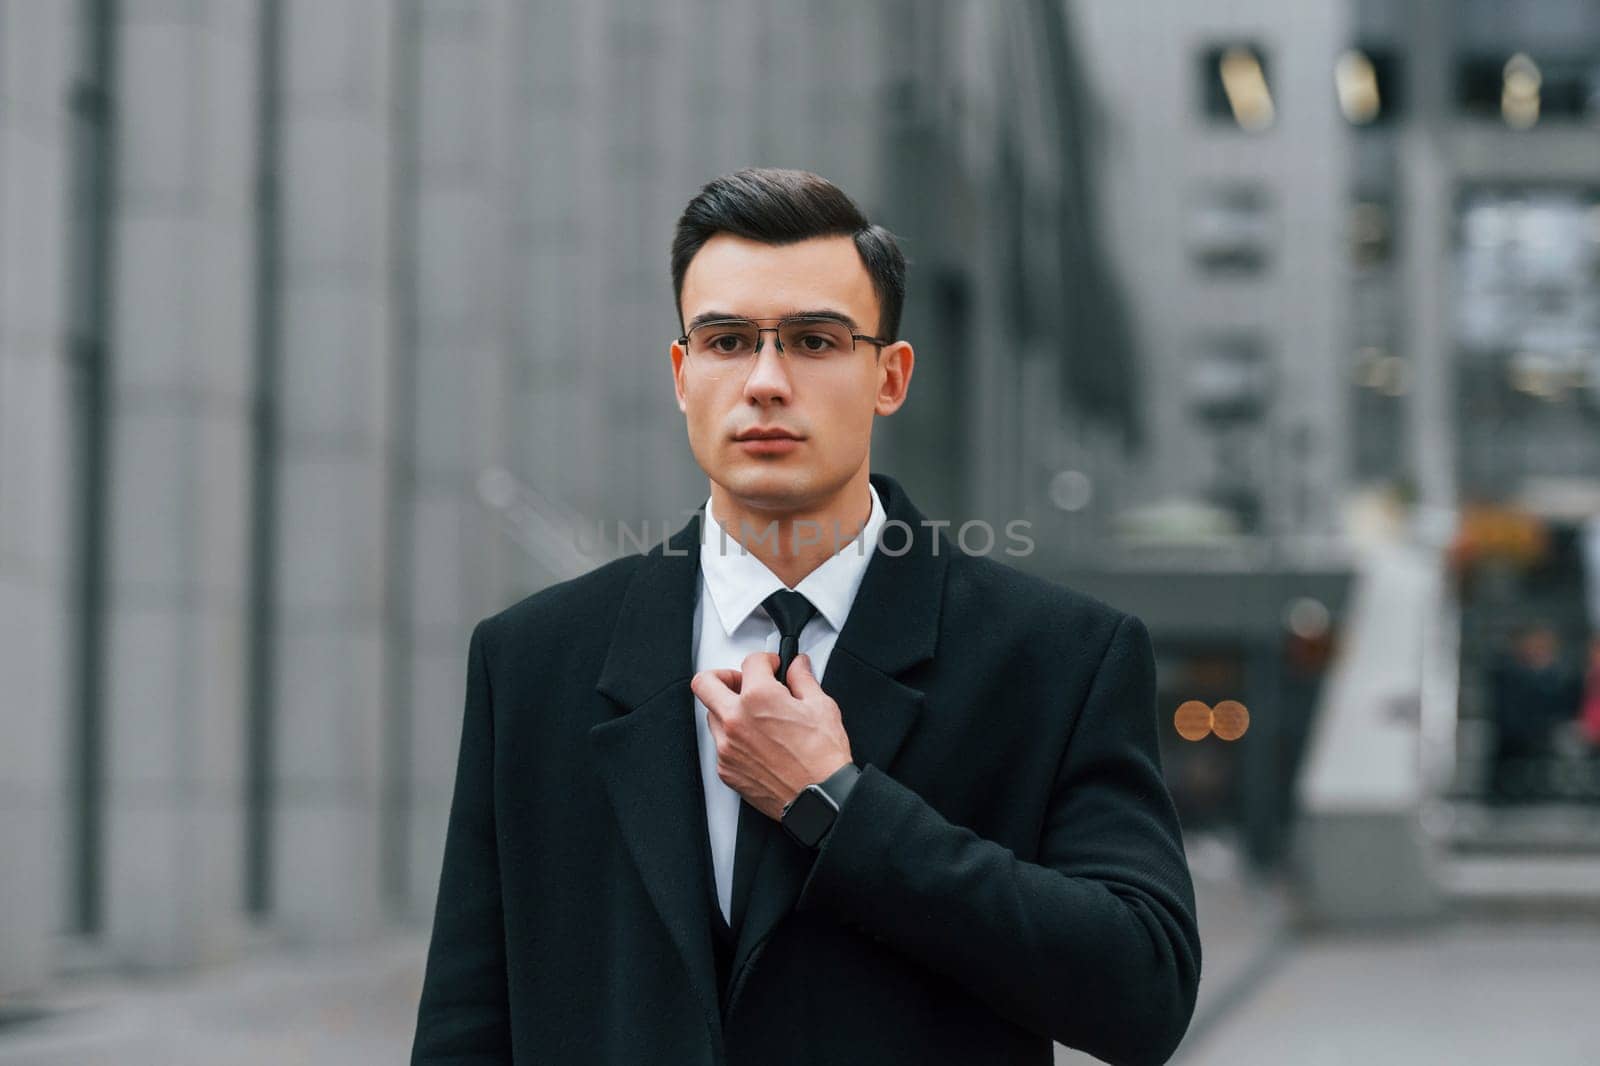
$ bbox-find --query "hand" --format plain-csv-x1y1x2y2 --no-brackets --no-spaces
690,652,854,821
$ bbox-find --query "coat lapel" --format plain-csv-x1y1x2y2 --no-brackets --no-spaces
589,472,950,1034
589,509,722,1045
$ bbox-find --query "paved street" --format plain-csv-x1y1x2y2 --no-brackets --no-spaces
1176,919,1600,1066
0,936,428,1066
2,877,1596,1065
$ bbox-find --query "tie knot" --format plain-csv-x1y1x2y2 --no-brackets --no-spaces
761,589,817,639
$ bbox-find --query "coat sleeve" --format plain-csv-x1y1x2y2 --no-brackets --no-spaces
412,620,515,1064
794,612,1201,1066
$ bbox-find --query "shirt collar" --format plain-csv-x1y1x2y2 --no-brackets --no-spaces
699,481,886,638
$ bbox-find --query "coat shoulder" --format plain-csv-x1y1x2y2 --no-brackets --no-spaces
472,551,648,655
945,549,1133,652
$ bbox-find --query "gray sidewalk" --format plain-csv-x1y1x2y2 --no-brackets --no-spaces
0,936,427,1066
1176,918,1600,1066
0,836,1291,1066
8,860,1591,1065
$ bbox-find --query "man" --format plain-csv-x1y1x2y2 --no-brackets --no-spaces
412,168,1201,1065
1487,623,1582,803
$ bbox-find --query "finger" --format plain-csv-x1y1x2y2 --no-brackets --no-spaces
704,708,745,783
707,667,742,693
741,651,780,685
691,669,738,716
785,652,823,696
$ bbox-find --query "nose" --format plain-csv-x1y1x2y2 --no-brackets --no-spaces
753,327,782,357
743,328,793,400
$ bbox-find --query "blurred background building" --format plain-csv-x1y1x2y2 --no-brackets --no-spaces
1,0,1598,1062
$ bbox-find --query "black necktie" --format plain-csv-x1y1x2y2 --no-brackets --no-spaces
761,589,818,685
727,589,819,939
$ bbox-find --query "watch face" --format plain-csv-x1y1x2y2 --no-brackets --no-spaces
784,785,837,847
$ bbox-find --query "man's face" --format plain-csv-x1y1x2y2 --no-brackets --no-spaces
1518,629,1558,668
671,233,911,513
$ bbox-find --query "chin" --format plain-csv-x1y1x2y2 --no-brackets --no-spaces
719,464,814,502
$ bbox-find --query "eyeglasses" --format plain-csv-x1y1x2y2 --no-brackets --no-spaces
678,315,892,378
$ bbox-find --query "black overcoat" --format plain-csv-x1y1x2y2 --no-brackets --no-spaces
412,471,1201,1065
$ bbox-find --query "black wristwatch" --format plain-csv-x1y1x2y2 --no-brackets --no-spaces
781,762,862,849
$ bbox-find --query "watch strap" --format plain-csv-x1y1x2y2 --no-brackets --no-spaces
817,761,861,809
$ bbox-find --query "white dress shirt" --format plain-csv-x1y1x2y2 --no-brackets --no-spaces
692,481,887,924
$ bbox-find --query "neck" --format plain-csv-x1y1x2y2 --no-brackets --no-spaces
707,471,873,589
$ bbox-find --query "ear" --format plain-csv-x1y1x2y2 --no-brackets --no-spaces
671,340,689,413
874,340,914,416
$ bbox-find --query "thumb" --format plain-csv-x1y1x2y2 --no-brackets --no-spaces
787,652,822,693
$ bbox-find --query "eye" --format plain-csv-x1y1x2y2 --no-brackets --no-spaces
706,332,750,354
787,326,851,355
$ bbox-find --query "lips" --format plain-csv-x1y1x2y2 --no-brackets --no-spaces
734,429,802,441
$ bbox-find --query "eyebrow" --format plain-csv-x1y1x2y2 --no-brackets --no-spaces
685,308,862,332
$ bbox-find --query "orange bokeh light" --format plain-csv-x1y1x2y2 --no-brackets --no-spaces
1212,699,1250,740
1174,700,1213,741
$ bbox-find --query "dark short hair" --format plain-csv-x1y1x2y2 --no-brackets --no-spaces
671,167,907,341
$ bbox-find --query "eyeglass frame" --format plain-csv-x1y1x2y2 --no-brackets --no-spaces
675,313,894,361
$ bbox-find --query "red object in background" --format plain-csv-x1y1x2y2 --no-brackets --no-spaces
1581,652,1600,748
